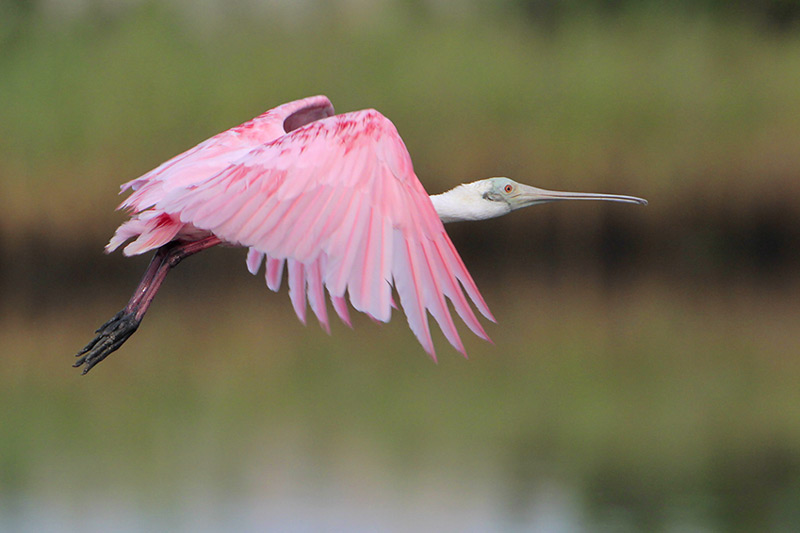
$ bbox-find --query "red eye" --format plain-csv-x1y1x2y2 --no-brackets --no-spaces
504,184,513,193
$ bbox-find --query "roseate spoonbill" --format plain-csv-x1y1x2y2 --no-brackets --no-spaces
75,95,646,374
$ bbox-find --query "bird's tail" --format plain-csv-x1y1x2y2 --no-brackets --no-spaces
106,211,183,256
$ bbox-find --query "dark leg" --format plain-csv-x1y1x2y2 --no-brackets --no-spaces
74,236,221,374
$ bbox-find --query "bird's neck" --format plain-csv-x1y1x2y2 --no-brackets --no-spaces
429,183,510,223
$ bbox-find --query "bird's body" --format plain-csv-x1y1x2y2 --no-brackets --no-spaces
75,95,646,373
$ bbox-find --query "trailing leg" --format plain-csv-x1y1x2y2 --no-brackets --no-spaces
74,236,221,374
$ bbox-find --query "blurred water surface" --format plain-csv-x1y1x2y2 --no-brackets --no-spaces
3,278,800,531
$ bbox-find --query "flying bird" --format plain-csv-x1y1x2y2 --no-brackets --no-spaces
75,95,647,374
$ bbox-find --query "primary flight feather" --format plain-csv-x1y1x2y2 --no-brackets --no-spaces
75,95,646,373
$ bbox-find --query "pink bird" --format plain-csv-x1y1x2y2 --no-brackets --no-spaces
75,95,646,374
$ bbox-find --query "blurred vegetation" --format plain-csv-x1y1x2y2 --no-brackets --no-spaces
1,1,800,530
2,0,800,287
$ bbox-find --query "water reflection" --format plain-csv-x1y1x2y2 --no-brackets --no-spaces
4,468,583,532
2,282,800,532
5,451,798,532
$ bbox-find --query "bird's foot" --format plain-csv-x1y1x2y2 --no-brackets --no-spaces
74,310,140,374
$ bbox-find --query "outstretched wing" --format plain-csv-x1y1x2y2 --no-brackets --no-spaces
116,105,494,359
119,95,336,213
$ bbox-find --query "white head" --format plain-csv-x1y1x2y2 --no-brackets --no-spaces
430,177,647,224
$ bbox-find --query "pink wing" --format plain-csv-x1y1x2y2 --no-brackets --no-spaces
109,99,495,359
108,96,336,253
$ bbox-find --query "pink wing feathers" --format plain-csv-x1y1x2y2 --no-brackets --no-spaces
108,96,336,254
107,97,494,359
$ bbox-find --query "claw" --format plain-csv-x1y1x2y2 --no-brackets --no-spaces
74,310,140,374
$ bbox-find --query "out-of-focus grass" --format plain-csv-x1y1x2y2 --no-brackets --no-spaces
1,7,800,240
2,277,799,527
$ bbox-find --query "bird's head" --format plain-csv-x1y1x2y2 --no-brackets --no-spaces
482,176,647,209
431,177,647,223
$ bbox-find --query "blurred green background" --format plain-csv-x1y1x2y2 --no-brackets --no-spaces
2,0,800,531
